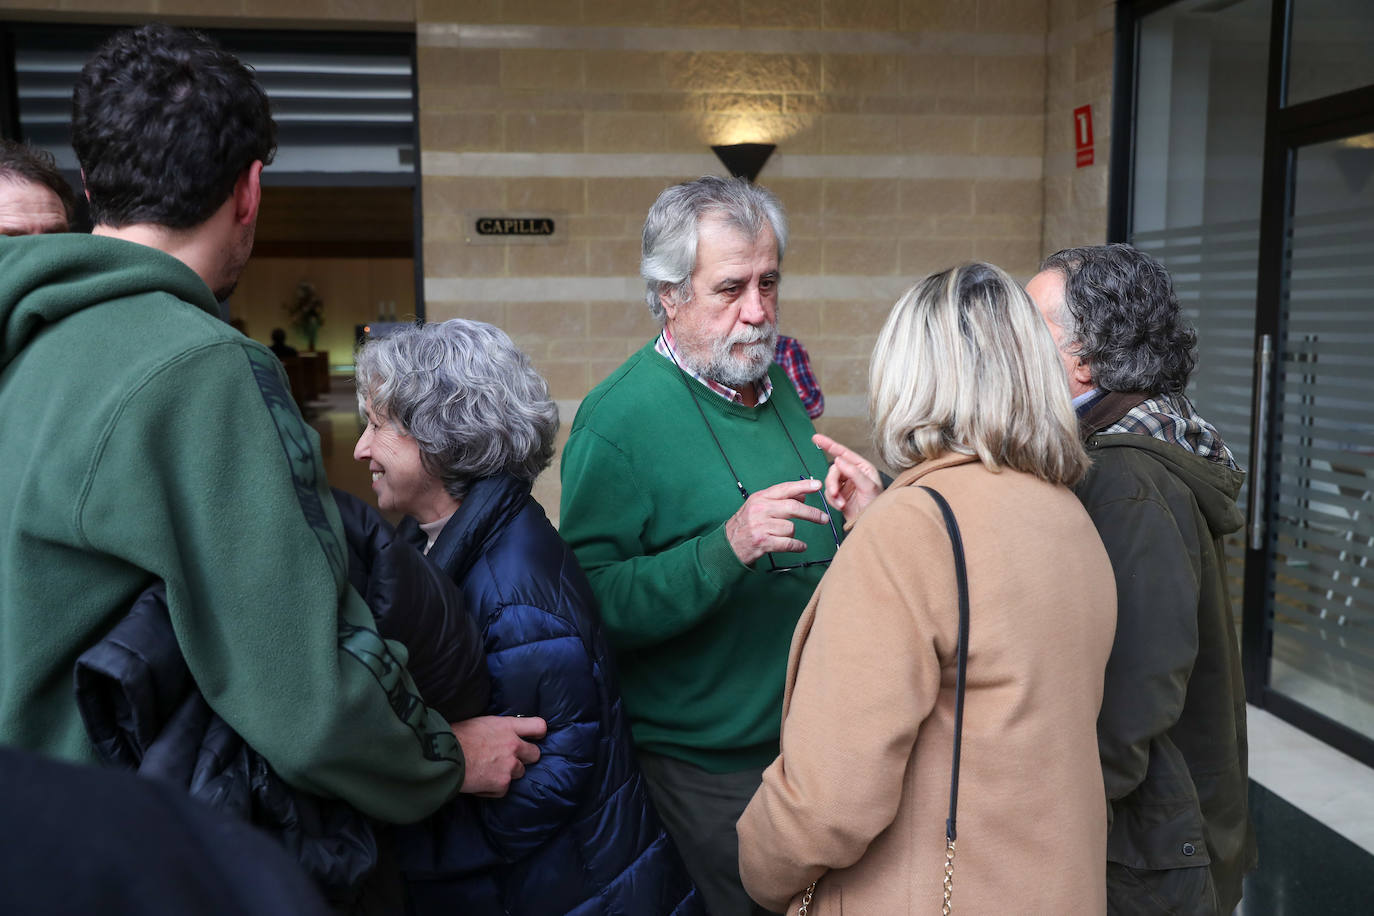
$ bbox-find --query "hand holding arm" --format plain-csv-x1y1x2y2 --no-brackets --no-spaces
451,715,547,798
811,433,884,525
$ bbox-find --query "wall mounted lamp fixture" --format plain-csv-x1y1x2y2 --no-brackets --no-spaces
711,143,775,183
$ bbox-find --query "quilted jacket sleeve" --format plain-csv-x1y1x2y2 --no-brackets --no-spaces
411,597,603,872
474,600,602,859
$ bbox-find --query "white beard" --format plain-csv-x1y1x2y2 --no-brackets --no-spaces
682,322,778,389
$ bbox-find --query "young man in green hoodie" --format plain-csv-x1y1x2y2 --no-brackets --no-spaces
1028,245,1258,916
0,24,542,824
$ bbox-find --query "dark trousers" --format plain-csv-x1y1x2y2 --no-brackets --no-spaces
638,751,777,916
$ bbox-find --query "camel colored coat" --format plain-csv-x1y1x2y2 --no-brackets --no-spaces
738,454,1116,915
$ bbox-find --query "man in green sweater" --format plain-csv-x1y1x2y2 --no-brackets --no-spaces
0,25,542,825
560,177,837,916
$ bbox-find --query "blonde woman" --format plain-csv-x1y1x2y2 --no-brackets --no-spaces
738,263,1116,914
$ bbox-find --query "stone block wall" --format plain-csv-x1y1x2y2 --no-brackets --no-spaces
413,1,1058,514
1042,0,1115,254
2,0,1123,518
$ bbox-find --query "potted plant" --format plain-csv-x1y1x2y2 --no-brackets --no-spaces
285,281,324,352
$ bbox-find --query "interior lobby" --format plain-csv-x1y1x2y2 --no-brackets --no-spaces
3,0,1374,911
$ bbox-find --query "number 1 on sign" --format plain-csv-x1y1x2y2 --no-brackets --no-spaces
1073,105,1094,168
1073,105,1094,149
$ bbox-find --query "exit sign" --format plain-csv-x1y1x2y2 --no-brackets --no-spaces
1074,105,1095,168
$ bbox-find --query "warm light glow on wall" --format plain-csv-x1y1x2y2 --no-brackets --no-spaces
695,111,814,146
672,52,818,147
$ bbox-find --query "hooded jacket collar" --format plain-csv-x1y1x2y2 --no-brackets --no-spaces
1078,390,1152,440
1078,388,1246,539
1088,433,1246,539
0,234,217,371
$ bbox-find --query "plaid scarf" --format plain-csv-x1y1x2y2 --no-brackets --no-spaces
1078,389,1240,470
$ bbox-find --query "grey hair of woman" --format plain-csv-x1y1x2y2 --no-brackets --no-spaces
1039,243,1198,395
640,175,788,324
354,319,559,503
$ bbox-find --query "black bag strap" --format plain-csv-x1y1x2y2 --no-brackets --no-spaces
919,485,969,847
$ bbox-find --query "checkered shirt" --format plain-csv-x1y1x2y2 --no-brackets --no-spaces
774,335,825,419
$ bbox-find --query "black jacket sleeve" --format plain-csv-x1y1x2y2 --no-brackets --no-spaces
333,488,490,722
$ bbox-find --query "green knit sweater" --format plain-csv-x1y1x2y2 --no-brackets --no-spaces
0,234,462,823
559,339,832,773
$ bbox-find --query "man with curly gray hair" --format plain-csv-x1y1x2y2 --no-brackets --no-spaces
1027,244,1257,916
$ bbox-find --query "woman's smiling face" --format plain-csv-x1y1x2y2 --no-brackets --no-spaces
353,400,457,523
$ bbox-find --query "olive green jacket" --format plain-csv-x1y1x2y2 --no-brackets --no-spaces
1077,395,1257,914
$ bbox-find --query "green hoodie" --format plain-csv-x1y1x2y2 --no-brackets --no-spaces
0,234,462,823
1077,428,1256,912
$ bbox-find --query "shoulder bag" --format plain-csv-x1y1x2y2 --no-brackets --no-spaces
796,484,971,915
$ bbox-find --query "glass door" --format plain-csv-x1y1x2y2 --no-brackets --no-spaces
1118,0,1374,764
1257,130,1374,749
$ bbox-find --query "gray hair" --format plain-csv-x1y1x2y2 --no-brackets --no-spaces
640,175,788,323
870,262,1090,486
1039,244,1197,395
354,319,559,502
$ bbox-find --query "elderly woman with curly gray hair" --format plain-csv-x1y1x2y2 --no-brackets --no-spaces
353,318,700,915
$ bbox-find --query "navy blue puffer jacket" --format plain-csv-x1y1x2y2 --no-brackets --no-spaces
394,474,701,916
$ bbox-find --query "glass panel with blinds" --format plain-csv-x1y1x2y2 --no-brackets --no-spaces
1267,134,1374,741
1128,0,1272,628
11,28,416,180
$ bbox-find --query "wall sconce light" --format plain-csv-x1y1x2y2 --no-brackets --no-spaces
711,143,775,183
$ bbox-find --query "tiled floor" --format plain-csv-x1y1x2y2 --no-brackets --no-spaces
1241,706,1374,913
1240,782,1374,915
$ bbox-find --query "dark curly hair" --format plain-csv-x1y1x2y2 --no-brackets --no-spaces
0,139,78,227
72,24,277,229
1039,243,1197,395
